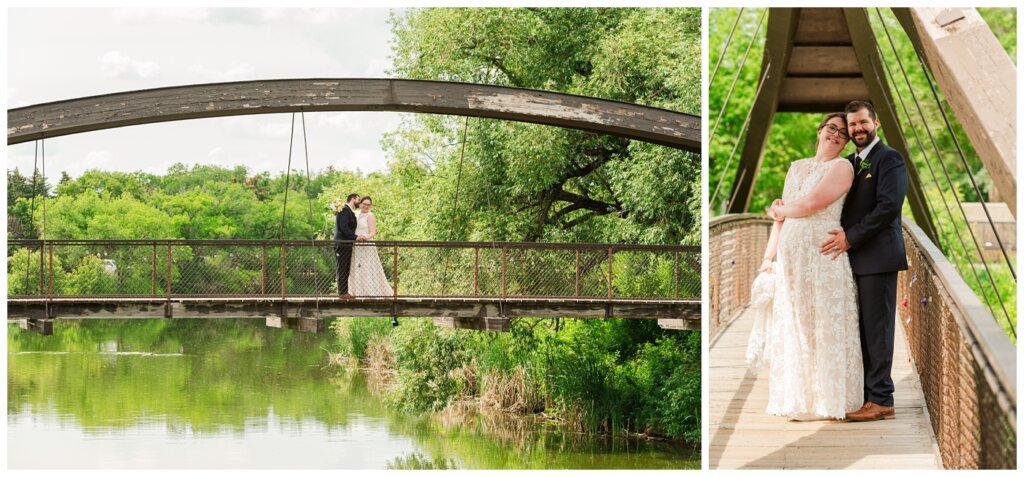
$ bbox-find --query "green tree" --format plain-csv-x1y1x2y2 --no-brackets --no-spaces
388,8,701,245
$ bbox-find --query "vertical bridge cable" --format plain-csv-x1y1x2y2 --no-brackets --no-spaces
441,116,470,295
279,113,296,240
709,8,767,147
875,9,1013,336
869,44,947,253
299,112,320,312
41,137,48,317
709,7,746,87
910,39,1015,280
25,140,40,293
710,63,771,210
872,34,1001,322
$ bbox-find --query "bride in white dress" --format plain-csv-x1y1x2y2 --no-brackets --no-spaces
348,196,393,297
749,113,863,421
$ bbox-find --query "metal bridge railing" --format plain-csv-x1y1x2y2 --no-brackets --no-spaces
7,240,700,302
709,214,1017,469
709,214,772,338
899,221,1016,469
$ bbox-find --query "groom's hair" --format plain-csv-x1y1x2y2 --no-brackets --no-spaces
844,100,877,121
346,193,360,202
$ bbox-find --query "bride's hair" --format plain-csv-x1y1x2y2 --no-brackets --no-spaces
360,195,373,205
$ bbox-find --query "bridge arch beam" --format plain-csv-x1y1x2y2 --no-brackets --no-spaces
7,78,700,152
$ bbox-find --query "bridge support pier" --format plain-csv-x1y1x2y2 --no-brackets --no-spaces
19,318,53,336
433,316,510,332
656,319,700,331
265,304,324,333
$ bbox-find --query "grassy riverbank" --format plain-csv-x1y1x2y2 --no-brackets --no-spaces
330,317,700,444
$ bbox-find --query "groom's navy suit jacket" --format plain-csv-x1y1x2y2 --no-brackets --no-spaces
840,141,909,276
334,205,357,242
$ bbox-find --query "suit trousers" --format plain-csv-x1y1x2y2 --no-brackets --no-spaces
336,244,353,294
855,271,898,407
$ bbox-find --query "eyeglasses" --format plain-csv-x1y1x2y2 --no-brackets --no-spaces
823,123,849,140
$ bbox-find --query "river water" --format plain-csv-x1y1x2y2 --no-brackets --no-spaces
7,319,698,469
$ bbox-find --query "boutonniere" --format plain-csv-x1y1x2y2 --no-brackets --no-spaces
858,159,871,174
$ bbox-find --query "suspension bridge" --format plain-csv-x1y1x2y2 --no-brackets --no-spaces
708,8,1015,470
7,79,701,334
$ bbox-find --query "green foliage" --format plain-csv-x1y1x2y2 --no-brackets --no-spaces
333,316,701,443
387,8,701,244
386,319,475,412
332,317,395,360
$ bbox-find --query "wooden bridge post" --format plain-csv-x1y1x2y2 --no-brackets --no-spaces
894,7,1017,217
727,8,800,213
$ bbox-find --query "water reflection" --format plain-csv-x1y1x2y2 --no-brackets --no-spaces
8,319,697,469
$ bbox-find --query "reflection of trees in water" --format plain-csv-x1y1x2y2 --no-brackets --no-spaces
7,319,352,433
386,452,457,470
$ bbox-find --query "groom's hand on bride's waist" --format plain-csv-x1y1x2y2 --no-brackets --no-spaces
820,229,850,259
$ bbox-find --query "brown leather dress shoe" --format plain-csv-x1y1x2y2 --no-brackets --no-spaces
845,402,895,421
338,293,354,300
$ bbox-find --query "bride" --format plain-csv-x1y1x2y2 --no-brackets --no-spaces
750,112,863,421
348,195,393,297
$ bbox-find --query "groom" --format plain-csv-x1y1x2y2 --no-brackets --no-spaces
820,100,907,422
335,193,360,300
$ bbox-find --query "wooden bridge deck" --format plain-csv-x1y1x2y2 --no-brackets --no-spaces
709,306,943,469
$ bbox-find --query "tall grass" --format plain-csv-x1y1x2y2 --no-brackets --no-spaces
330,316,701,443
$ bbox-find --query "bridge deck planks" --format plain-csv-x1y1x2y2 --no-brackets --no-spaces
709,306,943,469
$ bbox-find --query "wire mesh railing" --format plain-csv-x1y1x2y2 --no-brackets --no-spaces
899,220,1016,469
709,214,772,338
7,239,700,302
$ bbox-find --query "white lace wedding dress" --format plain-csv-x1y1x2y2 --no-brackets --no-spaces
348,212,393,297
756,158,863,420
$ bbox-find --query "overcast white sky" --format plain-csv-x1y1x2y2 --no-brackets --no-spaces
7,7,406,183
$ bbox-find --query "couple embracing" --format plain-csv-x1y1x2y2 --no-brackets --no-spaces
748,100,907,422
332,193,393,299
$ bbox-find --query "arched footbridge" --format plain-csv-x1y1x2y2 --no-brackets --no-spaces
7,79,701,334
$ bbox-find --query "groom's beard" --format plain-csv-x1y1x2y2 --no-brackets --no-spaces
851,129,876,149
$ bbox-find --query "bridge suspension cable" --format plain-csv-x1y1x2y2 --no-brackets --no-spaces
25,140,41,294
709,7,745,88
279,113,297,240
709,8,766,147
873,9,1014,337
900,22,1015,281
441,116,471,295
870,40,1002,328
711,63,770,211
299,112,321,317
